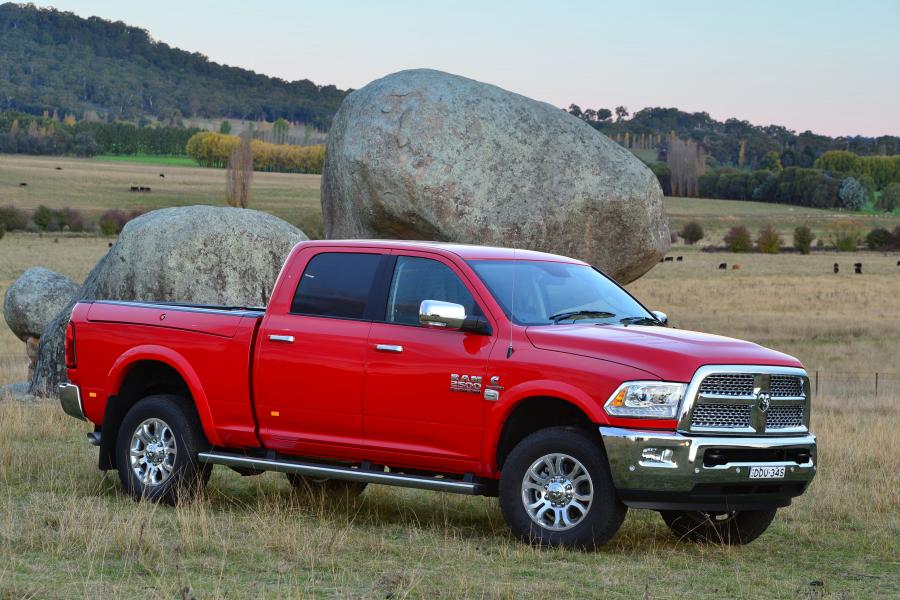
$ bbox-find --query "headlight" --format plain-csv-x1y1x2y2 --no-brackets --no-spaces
604,381,686,419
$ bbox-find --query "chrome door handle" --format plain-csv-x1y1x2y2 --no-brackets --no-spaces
268,334,295,343
375,344,403,353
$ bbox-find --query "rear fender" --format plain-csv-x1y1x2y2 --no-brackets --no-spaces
105,345,221,446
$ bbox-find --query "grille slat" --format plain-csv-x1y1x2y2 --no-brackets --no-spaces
698,374,754,397
770,375,804,398
691,403,752,428
766,405,804,429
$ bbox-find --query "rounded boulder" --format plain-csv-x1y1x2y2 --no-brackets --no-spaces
3,267,79,341
322,69,669,283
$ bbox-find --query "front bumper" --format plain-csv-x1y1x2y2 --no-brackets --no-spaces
58,383,86,421
600,426,817,511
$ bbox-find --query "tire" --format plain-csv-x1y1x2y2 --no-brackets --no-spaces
660,508,777,544
499,426,626,549
285,473,367,498
116,394,211,504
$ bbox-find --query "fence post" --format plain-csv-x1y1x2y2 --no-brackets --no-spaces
815,370,819,397
875,372,879,398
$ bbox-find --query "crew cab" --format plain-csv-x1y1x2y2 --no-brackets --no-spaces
59,240,817,548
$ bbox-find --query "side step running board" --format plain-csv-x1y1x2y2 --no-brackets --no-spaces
197,451,480,495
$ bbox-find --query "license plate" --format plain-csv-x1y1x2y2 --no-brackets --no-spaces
749,466,785,479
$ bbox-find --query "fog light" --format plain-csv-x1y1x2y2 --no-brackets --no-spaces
640,447,676,467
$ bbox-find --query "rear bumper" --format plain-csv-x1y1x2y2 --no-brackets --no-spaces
58,383,86,421
599,426,817,511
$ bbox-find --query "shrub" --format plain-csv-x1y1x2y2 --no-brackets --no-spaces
0,205,28,230
98,209,143,235
679,221,704,245
793,226,815,255
824,219,865,251
756,225,782,254
878,182,900,212
724,225,753,252
31,205,86,231
0,223,5,240
838,177,867,211
865,228,893,250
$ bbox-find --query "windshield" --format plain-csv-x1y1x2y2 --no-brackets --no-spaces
468,260,656,326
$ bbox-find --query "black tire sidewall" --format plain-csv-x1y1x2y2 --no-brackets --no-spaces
499,426,626,549
116,394,210,504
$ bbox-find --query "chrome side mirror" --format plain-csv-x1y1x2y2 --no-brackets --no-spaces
419,300,466,330
652,310,668,326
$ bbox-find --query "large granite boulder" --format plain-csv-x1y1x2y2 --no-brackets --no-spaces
30,205,307,396
3,267,79,341
322,69,669,283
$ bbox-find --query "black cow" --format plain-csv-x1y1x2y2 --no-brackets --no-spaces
854,263,862,274
664,257,674,262
718,263,727,270
676,256,683,262
833,263,839,274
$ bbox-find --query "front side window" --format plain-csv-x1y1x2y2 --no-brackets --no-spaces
469,260,654,326
386,256,481,325
291,252,382,320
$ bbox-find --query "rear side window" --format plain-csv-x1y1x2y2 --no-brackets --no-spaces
291,253,382,320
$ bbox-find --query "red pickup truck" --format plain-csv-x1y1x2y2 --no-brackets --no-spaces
59,240,817,548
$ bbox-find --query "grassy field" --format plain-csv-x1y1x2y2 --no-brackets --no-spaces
0,231,897,598
0,154,324,238
94,154,200,167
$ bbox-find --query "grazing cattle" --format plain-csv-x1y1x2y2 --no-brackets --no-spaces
896,260,899,267
833,263,839,274
732,264,741,270
55,166,62,170
130,186,140,192
676,256,683,262
718,263,727,270
664,257,674,262
140,186,151,192
159,173,165,178
108,242,113,248
18,182,27,187
854,262,862,274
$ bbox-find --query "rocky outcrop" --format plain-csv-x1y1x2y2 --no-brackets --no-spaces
29,205,307,396
322,69,669,284
3,267,79,341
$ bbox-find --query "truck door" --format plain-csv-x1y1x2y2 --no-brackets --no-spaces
365,252,496,470
254,248,391,456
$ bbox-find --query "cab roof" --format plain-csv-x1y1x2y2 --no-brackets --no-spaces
298,239,588,264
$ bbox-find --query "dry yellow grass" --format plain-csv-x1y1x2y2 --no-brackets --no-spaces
0,226,898,597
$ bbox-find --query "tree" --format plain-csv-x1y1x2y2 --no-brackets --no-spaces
793,226,815,254
219,120,232,134
838,177,867,211
679,221,704,245
865,228,893,250
668,134,707,197
273,118,289,145
226,131,253,208
760,151,783,172
756,225,782,254
878,182,900,212
824,219,864,251
724,225,753,252
566,104,583,119
596,108,612,122
614,106,629,122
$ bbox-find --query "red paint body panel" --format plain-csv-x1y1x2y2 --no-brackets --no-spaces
66,240,805,480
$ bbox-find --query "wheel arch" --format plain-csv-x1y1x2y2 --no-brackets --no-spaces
99,346,219,470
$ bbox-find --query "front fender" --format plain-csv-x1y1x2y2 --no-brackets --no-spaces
106,345,221,446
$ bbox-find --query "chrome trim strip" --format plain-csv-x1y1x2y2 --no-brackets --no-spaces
677,365,810,435
58,383,86,421
197,451,478,495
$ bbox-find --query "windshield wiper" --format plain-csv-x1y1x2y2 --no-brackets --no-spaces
549,310,616,324
619,316,661,326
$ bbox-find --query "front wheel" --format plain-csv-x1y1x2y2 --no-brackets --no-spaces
116,394,211,504
499,427,626,549
660,508,777,544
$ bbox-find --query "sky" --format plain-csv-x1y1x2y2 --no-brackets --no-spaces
35,0,900,137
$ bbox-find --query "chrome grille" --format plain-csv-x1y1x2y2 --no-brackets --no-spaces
698,374,754,397
770,375,804,398
766,405,804,429
691,403,752,429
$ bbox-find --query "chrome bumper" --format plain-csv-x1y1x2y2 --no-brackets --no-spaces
599,426,817,510
58,383,86,421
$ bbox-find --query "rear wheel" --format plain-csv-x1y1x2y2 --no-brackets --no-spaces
660,508,777,544
499,427,626,549
286,473,367,498
116,394,211,504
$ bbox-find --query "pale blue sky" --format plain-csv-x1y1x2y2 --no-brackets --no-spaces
36,0,900,136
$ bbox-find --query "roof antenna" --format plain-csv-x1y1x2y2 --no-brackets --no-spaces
507,248,516,359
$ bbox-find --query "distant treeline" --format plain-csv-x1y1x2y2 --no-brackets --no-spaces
0,3,347,128
186,132,325,174
0,112,198,156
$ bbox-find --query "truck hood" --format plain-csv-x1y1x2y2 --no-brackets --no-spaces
525,324,802,382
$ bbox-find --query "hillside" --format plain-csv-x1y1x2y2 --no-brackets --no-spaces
0,3,347,128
